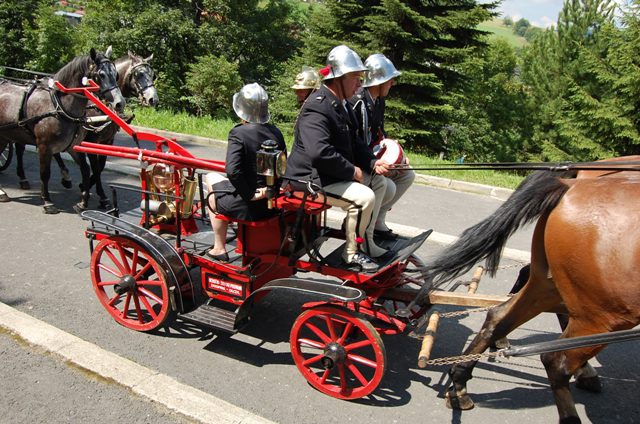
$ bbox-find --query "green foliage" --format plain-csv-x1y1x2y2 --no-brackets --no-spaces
513,18,530,37
444,38,532,162
25,4,77,73
0,0,42,68
520,0,639,161
300,0,497,153
502,16,513,27
183,54,242,118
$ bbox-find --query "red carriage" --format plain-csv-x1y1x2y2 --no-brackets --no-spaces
66,78,446,399
64,78,640,422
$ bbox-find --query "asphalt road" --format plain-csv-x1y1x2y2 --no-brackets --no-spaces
1,141,638,424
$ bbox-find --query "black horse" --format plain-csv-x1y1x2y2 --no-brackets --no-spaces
0,47,125,213
42,51,158,210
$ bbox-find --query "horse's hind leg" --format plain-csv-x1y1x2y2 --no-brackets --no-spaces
446,285,558,410
37,144,58,214
15,143,30,190
53,153,72,189
541,321,607,424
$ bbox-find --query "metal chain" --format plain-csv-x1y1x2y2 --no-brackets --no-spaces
422,350,503,366
438,306,493,318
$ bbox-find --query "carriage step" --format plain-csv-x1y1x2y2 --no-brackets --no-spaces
180,304,238,333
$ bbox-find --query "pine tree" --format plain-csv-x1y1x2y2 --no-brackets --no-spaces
302,0,497,152
520,0,640,161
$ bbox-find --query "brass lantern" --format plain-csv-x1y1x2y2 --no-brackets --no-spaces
256,139,286,208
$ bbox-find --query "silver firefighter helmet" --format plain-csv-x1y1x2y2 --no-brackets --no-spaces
324,45,367,80
232,83,270,124
362,53,401,87
291,66,320,90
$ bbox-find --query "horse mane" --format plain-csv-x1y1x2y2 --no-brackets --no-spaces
53,55,92,86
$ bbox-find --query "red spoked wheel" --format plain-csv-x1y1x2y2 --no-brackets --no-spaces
90,236,172,332
290,306,386,400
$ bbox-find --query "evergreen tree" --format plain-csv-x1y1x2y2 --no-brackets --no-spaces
521,0,639,161
301,0,498,153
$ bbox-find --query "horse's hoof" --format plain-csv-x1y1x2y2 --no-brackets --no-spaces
575,375,603,393
19,180,30,190
73,203,88,214
98,199,111,210
43,204,60,214
492,337,511,350
0,193,11,202
61,179,72,189
445,388,474,410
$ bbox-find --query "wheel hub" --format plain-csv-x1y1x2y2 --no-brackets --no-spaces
114,274,136,295
322,342,346,369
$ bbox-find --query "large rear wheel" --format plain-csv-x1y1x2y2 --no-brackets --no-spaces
90,236,172,332
290,306,386,400
0,142,13,172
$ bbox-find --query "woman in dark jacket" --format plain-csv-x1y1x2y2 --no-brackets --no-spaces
206,83,286,261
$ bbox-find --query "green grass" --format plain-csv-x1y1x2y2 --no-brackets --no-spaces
131,107,523,190
478,18,528,49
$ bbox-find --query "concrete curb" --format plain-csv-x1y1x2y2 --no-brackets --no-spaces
0,301,276,424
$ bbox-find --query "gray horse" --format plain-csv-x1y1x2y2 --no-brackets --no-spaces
0,47,125,213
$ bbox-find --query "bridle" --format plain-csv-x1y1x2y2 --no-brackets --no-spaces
124,61,156,98
87,57,120,97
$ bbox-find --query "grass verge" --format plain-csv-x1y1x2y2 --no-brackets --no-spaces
132,107,523,189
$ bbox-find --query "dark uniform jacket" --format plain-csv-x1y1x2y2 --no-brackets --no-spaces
285,84,377,190
349,87,387,148
213,122,286,220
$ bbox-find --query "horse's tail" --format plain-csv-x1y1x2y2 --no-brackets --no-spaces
402,171,574,313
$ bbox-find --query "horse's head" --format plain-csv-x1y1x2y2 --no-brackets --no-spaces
89,46,126,112
125,51,159,107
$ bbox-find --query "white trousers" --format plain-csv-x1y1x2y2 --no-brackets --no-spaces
323,173,390,261
377,169,415,231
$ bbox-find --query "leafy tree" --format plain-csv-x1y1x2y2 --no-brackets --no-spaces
26,4,77,73
519,0,640,161
513,18,530,37
0,0,42,69
503,16,513,26
445,38,532,161
183,54,242,117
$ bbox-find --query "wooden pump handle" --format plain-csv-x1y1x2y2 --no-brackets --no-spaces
418,312,441,368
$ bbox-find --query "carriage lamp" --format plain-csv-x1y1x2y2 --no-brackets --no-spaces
256,139,287,209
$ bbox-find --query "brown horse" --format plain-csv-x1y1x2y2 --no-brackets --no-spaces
0,47,125,213
406,170,640,424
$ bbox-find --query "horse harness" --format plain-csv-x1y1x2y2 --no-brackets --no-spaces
0,79,87,146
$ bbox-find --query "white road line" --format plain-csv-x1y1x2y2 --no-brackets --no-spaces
0,301,276,424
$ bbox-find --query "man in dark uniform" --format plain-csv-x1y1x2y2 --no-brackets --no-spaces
285,45,392,272
350,53,415,240
205,83,286,262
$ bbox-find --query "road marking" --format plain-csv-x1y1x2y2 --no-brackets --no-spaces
0,301,275,424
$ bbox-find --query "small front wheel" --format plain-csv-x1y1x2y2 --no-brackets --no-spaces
90,236,172,332
290,306,386,400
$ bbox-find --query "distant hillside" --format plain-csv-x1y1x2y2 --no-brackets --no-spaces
478,18,528,48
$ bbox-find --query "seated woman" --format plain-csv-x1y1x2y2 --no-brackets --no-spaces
205,83,287,262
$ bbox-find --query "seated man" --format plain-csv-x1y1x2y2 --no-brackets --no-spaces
350,53,415,240
285,45,393,272
205,83,286,262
